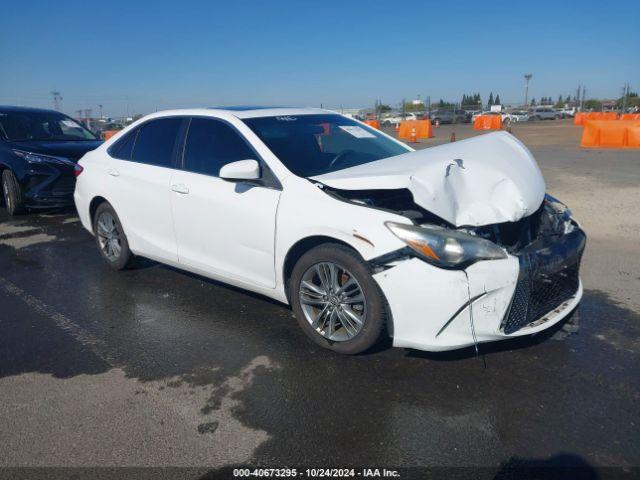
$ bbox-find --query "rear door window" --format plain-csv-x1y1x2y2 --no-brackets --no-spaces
183,117,256,177
109,130,138,160
131,117,183,168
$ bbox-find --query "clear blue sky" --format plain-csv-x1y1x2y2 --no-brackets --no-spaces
1,0,638,117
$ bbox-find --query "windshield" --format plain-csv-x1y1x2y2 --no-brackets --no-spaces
0,111,98,141
243,114,410,177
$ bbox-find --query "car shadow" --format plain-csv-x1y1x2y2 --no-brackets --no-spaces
493,453,602,480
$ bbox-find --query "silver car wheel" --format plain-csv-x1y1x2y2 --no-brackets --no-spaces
299,262,366,342
96,211,122,261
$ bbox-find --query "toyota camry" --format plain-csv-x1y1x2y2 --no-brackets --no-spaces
74,107,585,354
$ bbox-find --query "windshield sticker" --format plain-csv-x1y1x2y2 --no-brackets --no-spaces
339,125,376,139
276,116,297,121
62,120,79,128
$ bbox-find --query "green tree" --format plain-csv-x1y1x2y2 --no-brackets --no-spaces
487,92,494,107
583,99,603,111
530,98,537,106
494,94,501,105
554,95,564,108
615,91,639,109
403,101,425,112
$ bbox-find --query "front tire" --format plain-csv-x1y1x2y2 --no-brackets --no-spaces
92,202,134,270
289,244,387,355
2,170,24,216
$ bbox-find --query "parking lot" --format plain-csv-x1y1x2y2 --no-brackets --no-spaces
1,120,639,477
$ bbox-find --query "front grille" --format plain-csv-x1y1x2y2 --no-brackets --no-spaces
501,229,585,334
50,176,76,196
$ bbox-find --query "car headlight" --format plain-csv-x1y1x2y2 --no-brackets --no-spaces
12,150,72,166
545,193,572,218
385,221,507,269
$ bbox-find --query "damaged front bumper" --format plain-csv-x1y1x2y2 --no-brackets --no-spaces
372,224,586,352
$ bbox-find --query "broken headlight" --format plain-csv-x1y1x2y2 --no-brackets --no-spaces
385,222,507,269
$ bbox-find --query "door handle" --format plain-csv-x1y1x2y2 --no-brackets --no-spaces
107,169,120,177
171,184,189,194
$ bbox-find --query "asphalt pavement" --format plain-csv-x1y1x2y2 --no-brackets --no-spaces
0,121,638,479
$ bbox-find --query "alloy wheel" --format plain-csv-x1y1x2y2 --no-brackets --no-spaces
96,211,122,261
299,262,366,341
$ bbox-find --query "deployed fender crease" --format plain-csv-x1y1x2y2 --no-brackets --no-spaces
312,131,546,227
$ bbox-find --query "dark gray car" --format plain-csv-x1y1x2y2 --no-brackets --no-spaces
528,107,562,121
429,109,469,124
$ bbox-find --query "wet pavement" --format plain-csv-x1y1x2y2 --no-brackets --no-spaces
1,123,639,478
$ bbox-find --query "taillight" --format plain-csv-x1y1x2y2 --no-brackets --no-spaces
74,164,84,177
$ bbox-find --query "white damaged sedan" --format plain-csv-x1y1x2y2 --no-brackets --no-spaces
74,107,585,354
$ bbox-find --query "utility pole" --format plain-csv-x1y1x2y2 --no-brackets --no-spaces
84,109,92,129
51,91,62,111
576,86,581,108
580,86,586,111
98,104,104,119
523,74,532,107
622,83,630,112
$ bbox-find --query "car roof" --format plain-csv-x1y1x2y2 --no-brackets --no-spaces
206,106,333,119
0,105,64,115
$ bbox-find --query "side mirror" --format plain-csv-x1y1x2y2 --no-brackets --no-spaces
219,159,260,181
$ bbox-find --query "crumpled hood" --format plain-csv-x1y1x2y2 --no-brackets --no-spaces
312,131,546,227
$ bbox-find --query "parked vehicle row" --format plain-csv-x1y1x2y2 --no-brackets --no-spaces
469,107,575,123
380,107,574,126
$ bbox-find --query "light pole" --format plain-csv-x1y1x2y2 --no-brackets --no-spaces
524,74,532,107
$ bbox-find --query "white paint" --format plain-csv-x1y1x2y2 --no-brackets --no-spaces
219,159,260,180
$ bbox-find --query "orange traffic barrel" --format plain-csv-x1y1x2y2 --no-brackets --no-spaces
575,111,618,126
103,130,120,140
580,120,640,148
398,120,433,141
364,120,380,129
473,115,502,130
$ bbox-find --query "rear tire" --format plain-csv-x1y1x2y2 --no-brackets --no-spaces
2,170,24,216
92,202,134,270
289,243,387,355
